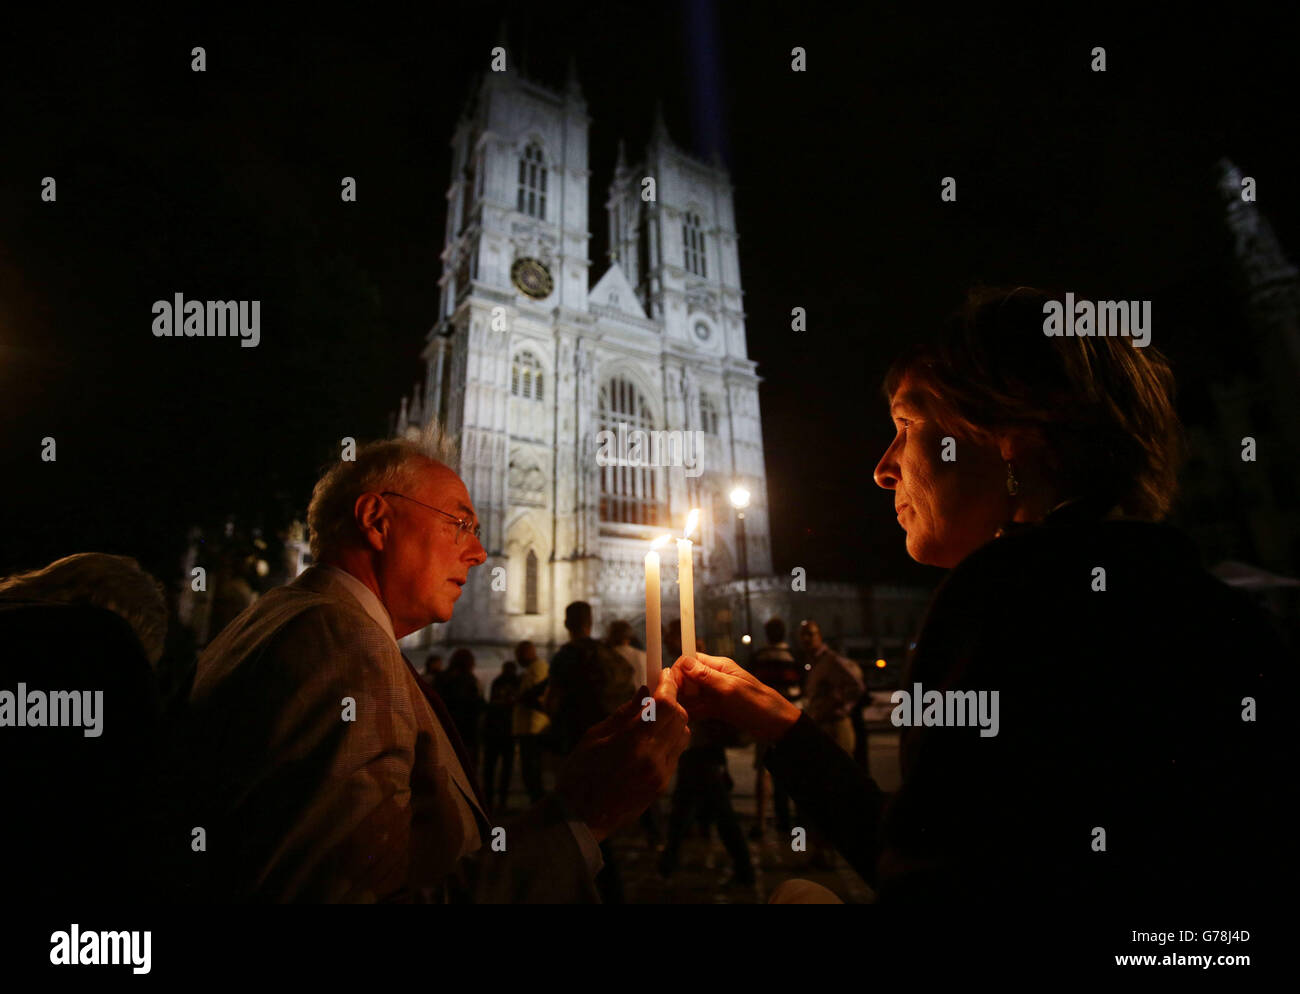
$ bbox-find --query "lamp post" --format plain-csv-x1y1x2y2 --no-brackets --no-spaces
729,486,753,651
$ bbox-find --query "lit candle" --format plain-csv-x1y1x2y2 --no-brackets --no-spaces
677,508,700,662
644,534,671,692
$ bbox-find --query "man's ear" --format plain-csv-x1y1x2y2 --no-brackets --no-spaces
354,493,390,551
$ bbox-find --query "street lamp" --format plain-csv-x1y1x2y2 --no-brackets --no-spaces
729,486,753,652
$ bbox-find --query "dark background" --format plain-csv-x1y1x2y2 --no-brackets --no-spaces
2,3,1297,590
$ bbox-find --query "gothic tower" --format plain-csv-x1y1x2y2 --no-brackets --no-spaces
396,60,773,659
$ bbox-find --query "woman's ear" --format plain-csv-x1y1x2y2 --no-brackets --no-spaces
996,429,1042,463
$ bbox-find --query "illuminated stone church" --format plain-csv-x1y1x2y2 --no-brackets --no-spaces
392,62,773,660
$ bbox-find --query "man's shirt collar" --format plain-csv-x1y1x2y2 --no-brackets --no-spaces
318,565,397,645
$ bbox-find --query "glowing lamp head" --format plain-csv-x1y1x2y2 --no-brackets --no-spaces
729,486,751,509
741,634,752,645
875,658,887,669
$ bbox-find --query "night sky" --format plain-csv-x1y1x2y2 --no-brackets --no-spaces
2,5,1297,590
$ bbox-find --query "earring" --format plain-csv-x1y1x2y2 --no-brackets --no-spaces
1005,461,1020,496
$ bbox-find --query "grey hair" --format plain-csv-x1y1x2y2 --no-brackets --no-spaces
0,553,168,667
307,421,461,562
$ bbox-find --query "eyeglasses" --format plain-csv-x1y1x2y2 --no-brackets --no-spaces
380,492,482,545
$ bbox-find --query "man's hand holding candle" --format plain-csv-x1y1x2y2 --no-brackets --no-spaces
556,667,692,842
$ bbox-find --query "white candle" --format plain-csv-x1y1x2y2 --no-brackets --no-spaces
644,549,662,692
677,538,695,661
677,509,700,661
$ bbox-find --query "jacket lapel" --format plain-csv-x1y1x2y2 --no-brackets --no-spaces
400,657,491,827
295,567,491,827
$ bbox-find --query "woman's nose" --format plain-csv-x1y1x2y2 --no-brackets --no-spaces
874,439,900,490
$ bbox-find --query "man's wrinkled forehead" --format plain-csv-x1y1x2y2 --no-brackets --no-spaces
412,459,478,520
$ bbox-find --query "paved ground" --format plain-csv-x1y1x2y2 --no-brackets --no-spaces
495,729,901,904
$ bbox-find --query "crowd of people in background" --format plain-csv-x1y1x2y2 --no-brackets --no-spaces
0,549,880,903
402,601,875,897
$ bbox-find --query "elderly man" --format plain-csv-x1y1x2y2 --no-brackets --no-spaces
183,427,690,902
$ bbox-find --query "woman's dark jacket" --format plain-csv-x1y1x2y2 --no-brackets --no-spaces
766,500,1283,905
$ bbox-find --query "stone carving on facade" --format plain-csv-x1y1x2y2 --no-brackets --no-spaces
509,220,556,269
508,450,547,505
598,556,647,599
685,285,719,320
576,338,594,378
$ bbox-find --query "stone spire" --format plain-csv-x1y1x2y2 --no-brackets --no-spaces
1218,157,1300,380
1218,158,1299,293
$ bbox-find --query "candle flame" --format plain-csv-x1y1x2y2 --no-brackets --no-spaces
650,534,672,549
683,508,700,539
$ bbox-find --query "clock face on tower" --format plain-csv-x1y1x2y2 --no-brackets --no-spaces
511,257,554,299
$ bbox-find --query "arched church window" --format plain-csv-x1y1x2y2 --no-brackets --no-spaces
517,143,547,220
699,395,719,435
598,377,662,525
683,211,707,278
512,352,544,401
525,549,539,614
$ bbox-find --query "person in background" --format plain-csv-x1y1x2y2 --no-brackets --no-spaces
421,653,444,688
546,603,636,756
606,618,662,846
483,660,520,812
606,619,646,690
797,620,864,867
747,616,801,840
437,648,485,774
659,633,755,889
511,641,549,804
799,621,864,757
547,601,638,903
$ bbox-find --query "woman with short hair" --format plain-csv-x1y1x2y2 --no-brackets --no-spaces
674,285,1283,905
